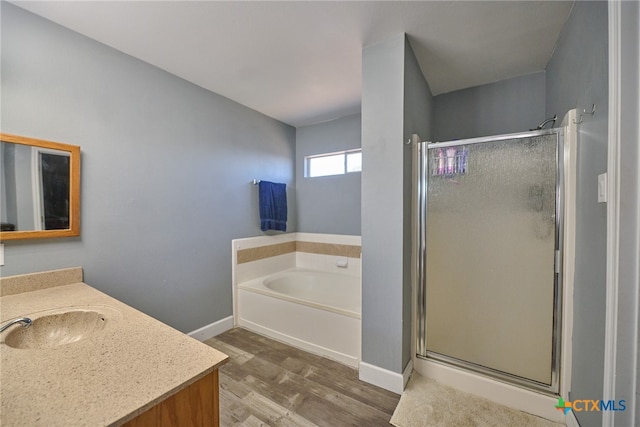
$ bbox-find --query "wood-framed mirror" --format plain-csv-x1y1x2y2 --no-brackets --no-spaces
0,133,80,241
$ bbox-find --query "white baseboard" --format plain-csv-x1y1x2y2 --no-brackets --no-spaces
359,361,410,395
403,359,413,388
239,318,360,368
187,315,234,341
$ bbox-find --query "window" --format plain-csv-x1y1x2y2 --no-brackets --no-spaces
305,149,362,178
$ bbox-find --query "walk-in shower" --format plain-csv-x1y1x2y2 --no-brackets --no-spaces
414,128,564,395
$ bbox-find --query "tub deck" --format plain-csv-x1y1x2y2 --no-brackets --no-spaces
239,268,360,318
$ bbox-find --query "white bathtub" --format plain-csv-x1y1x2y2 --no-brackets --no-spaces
235,268,361,367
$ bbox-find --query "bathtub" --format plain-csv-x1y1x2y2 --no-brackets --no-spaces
235,268,361,367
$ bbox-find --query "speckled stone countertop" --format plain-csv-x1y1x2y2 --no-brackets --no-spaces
0,268,228,427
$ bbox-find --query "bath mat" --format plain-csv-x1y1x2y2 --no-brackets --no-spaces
390,373,563,427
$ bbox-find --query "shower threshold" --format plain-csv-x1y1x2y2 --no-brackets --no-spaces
420,351,559,396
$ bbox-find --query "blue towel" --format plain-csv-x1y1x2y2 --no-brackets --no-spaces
259,181,287,232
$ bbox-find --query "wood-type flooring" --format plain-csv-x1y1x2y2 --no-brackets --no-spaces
205,328,400,427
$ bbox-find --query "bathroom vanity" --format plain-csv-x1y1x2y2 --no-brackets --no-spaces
0,268,228,426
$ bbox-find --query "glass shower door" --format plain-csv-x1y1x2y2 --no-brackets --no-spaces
421,132,561,390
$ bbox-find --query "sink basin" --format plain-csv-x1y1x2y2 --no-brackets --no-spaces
3,307,119,350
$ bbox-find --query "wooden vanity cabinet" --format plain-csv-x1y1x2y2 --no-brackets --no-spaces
122,370,220,427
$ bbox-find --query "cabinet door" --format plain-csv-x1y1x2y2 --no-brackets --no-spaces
122,370,219,427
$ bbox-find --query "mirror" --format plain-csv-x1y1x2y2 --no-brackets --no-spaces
1,133,80,241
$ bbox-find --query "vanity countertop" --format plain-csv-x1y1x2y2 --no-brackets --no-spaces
0,275,228,426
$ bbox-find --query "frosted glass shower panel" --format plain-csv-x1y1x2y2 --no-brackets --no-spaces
425,135,558,385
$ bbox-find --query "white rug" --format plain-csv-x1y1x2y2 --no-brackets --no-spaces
390,373,563,427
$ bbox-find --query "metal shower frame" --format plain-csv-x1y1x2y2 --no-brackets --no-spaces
414,127,565,396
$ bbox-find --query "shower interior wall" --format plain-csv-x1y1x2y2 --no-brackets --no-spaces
433,72,547,142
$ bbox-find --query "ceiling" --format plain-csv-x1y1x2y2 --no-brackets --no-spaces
12,1,574,128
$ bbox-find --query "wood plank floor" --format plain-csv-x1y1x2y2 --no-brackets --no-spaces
204,328,400,427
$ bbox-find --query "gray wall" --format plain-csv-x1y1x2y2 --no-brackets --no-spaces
545,2,608,426
0,3,296,333
361,33,433,374
433,72,546,142
615,1,640,423
295,114,361,235
361,33,406,373
402,38,434,369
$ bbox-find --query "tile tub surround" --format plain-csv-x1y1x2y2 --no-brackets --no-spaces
232,232,362,331
0,270,228,426
236,240,361,264
233,233,362,284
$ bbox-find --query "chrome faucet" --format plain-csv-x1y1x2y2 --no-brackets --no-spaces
0,317,33,334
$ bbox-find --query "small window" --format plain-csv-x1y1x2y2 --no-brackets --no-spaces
346,151,362,173
305,149,362,178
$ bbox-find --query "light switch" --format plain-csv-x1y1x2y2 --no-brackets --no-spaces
598,173,607,203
